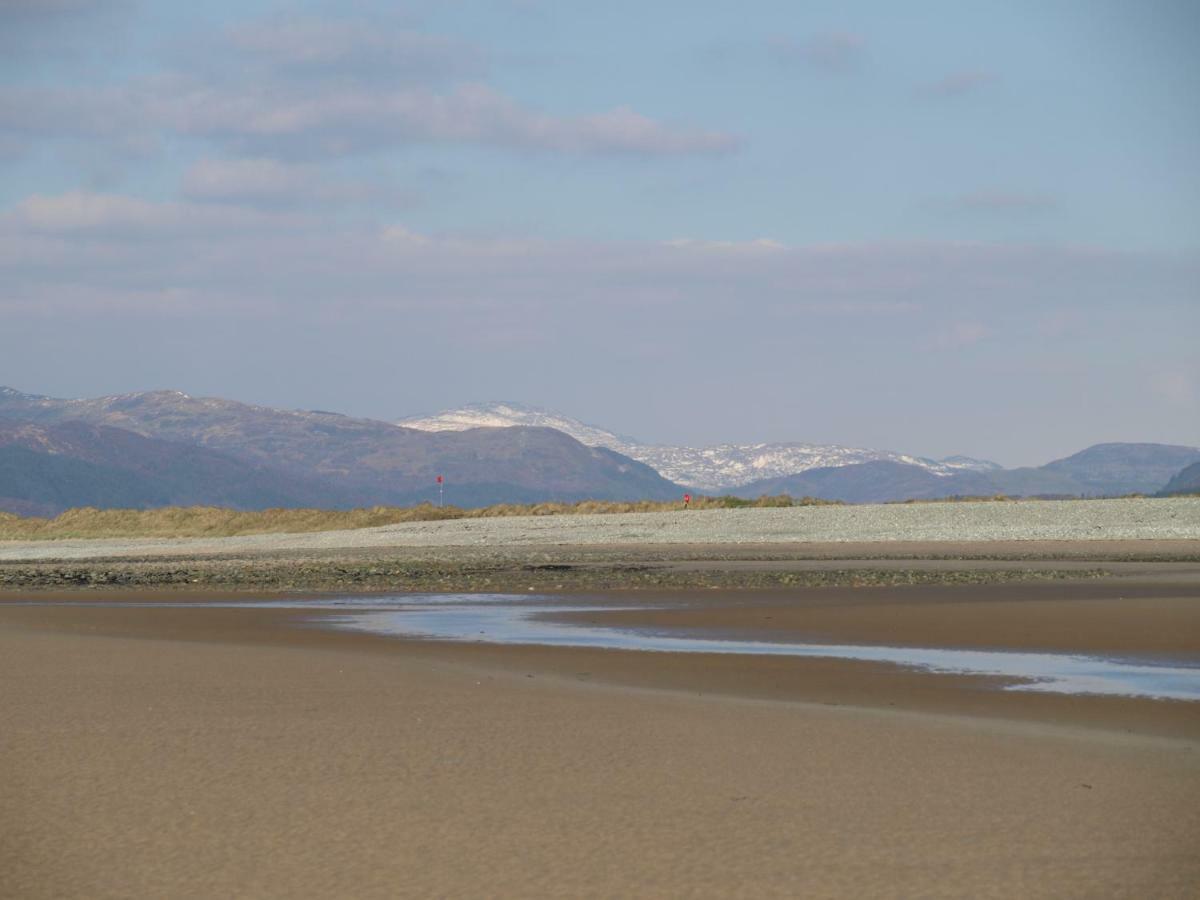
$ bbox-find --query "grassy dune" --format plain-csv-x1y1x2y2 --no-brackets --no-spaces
0,495,834,540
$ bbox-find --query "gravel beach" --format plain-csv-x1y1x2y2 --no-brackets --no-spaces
2,497,1198,562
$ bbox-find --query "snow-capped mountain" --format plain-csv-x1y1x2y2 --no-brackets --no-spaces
398,402,641,451
397,402,1001,492
0,388,683,510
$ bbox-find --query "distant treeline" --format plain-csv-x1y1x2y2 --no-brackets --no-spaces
0,495,840,540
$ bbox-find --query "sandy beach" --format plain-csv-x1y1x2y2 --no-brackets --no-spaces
3,552,1199,898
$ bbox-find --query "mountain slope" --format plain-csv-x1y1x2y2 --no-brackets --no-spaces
0,446,164,517
398,401,1001,491
0,420,362,516
1159,462,1200,496
0,389,683,508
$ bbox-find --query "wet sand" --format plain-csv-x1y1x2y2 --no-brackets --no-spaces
3,571,1199,897
560,579,1200,657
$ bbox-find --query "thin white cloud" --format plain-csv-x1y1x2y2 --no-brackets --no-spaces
160,82,739,156
663,237,786,253
10,191,311,235
0,12,737,160
0,80,739,158
4,194,1195,324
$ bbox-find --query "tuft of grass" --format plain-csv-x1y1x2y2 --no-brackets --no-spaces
0,495,838,541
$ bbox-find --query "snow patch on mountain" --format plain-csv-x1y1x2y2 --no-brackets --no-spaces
397,402,1001,492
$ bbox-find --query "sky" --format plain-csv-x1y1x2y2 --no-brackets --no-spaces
1,0,1197,466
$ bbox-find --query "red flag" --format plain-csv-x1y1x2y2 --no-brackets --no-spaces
436,475,444,484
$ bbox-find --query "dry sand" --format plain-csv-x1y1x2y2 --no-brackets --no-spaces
3,572,1199,898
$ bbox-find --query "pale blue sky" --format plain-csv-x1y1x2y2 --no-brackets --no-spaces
2,1,1197,464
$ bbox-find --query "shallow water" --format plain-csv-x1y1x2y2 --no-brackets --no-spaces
314,594,1200,702
12,593,1200,701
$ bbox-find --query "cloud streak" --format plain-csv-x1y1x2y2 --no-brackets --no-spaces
0,79,738,159
9,191,311,236
4,192,1194,321
1,11,738,160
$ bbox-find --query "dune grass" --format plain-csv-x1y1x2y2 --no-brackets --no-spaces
0,495,836,540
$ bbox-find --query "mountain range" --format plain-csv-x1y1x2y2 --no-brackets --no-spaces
398,401,1002,491
726,443,1200,504
1,387,1197,515
400,401,1200,498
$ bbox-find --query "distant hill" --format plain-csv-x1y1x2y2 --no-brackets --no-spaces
733,461,996,504
1159,462,1200,497
1039,443,1200,496
734,443,1200,503
0,388,682,512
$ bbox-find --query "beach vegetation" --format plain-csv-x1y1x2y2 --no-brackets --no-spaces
0,494,839,540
